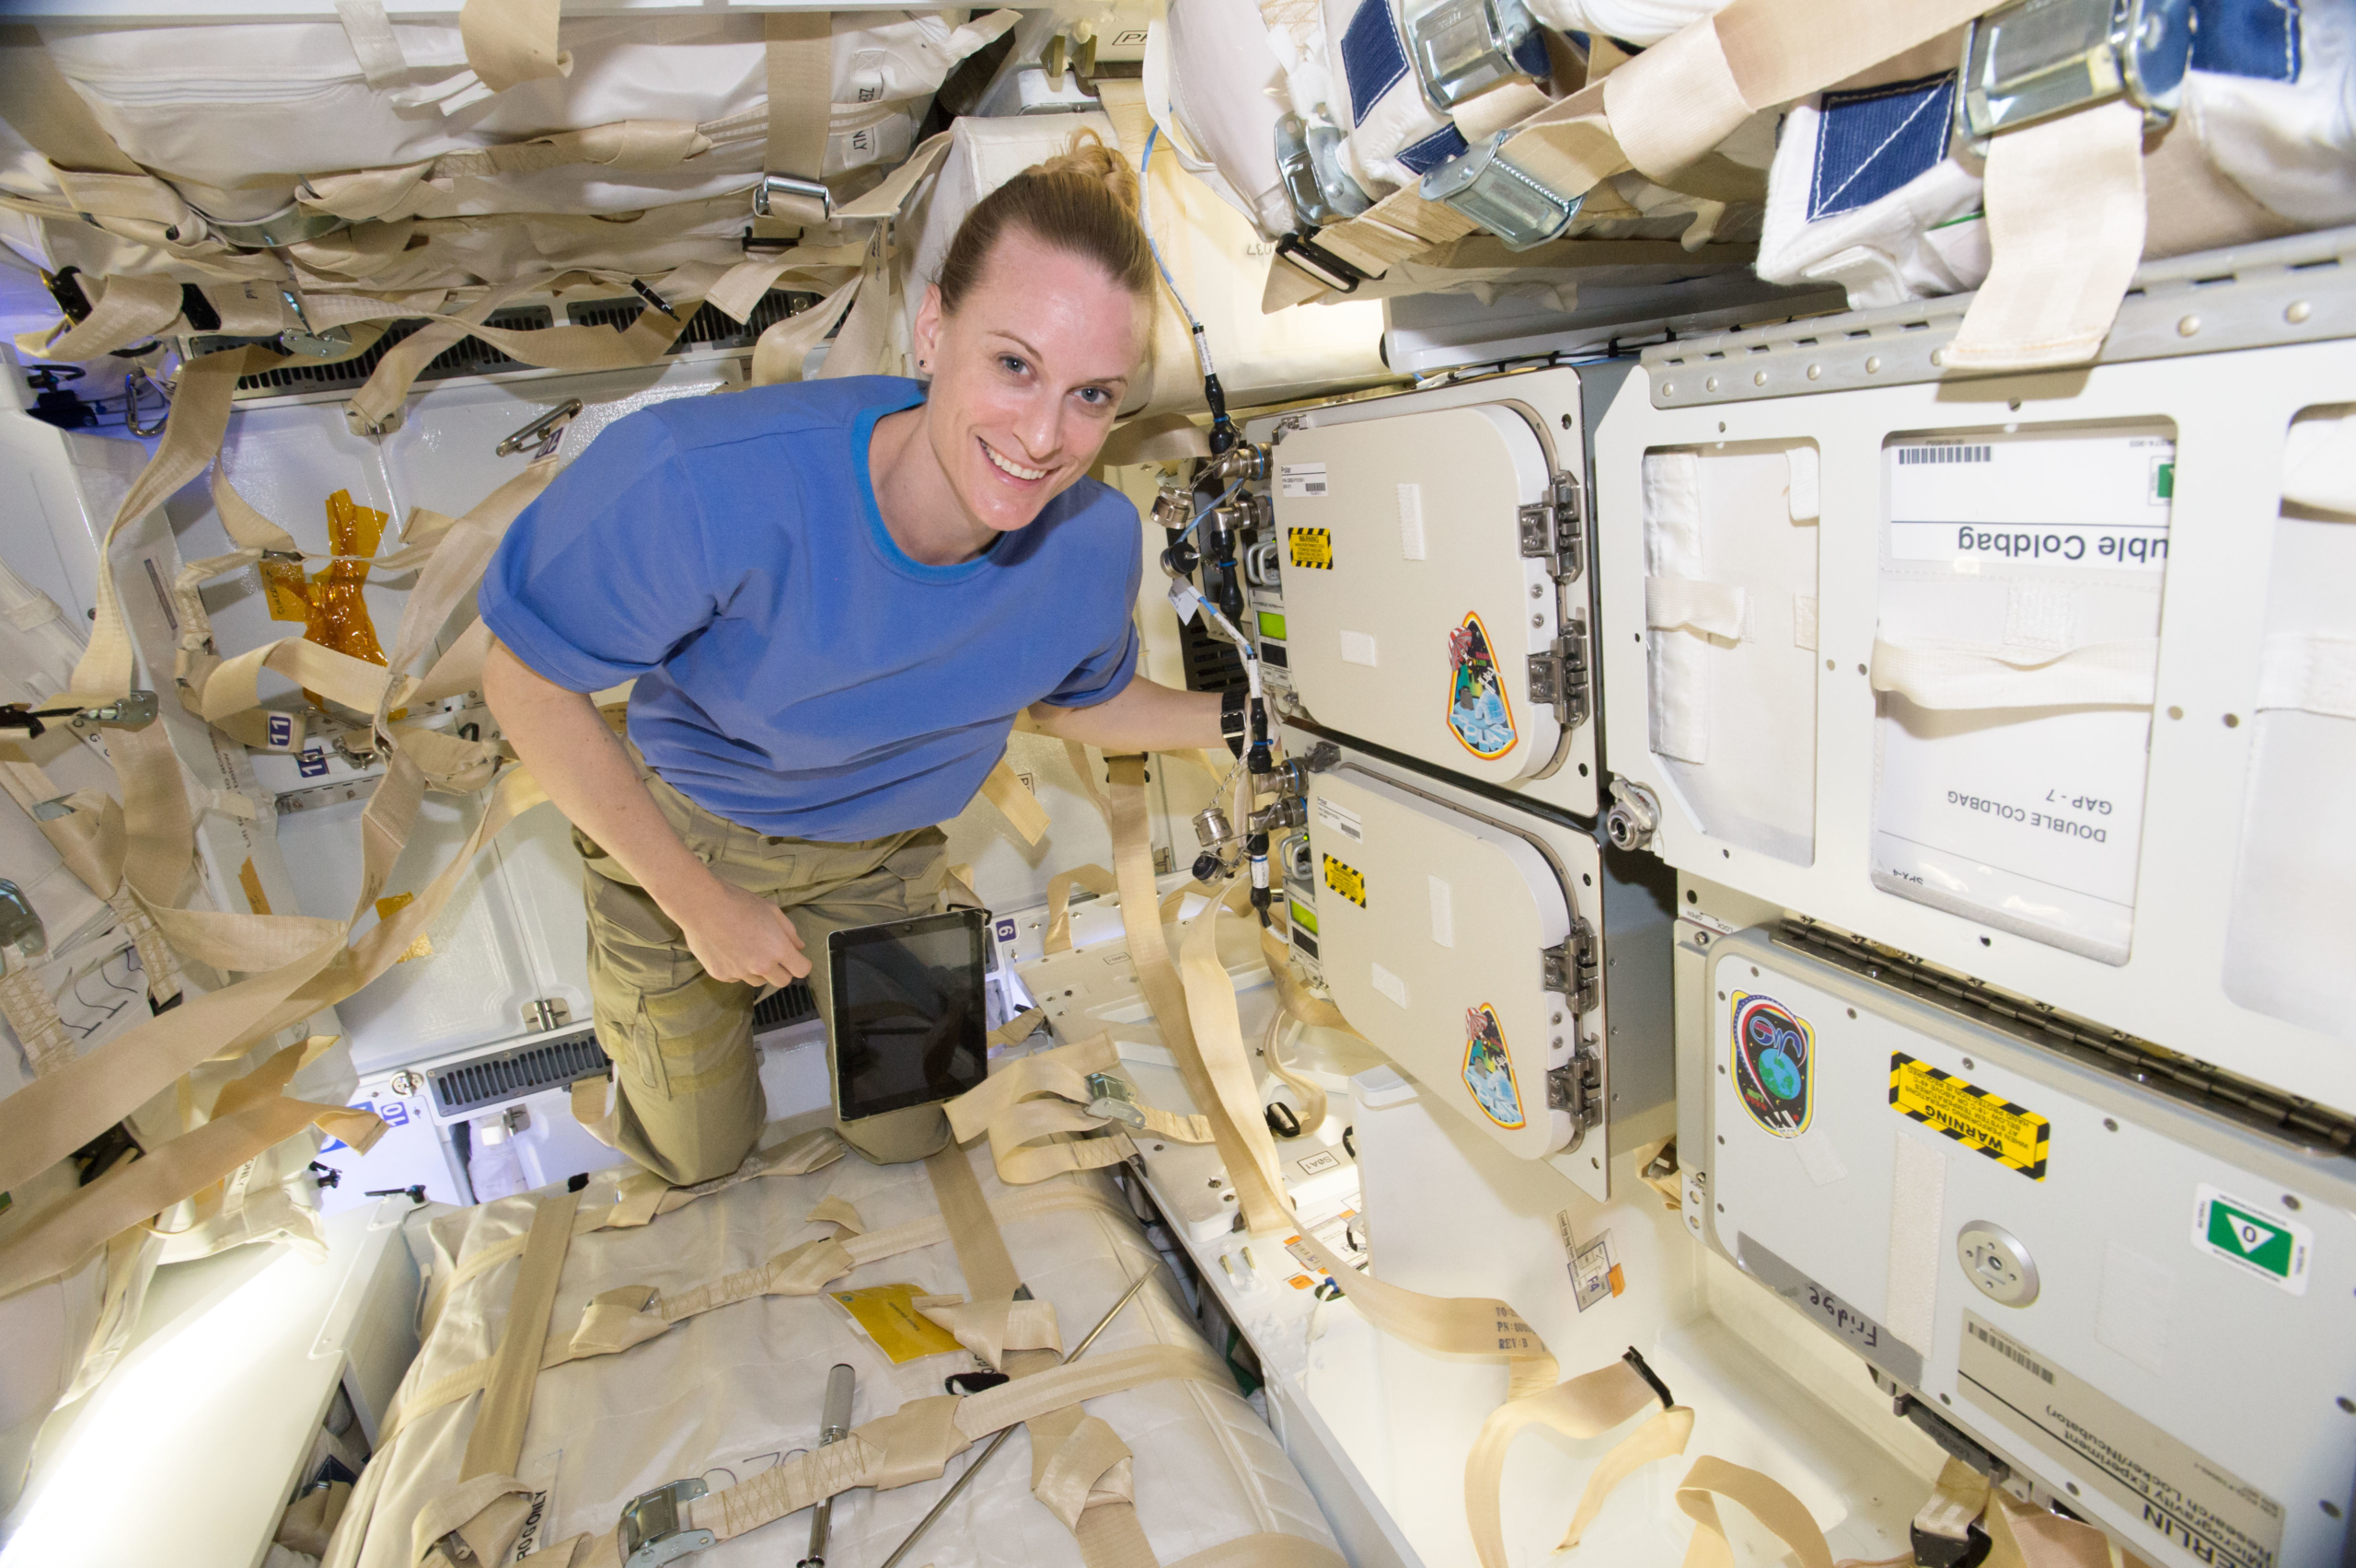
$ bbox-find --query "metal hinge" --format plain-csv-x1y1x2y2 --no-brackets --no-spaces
523,997,572,1033
1540,918,1600,1015
1516,471,1585,581
1546,1050,1600,1125
1524,617,1590,728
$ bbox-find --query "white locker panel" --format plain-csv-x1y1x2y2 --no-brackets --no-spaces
1593,317,2356,1118
1305,766,1580,1161
1247,368,1600,820
1697,927,2355,1568
1276,406,1563,781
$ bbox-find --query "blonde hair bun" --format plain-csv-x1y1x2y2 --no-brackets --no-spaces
1033,127,1141,219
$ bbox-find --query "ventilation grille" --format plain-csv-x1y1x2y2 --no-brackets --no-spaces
429,1029,610,1117
1179,609,1251,693
228,289,816,397
753,978,817,1032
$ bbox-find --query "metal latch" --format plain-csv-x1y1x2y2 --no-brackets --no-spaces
523,997,572,1033
0,880,46,976
1540,919,1600,1015
1084,1072,1149,1130
1958,0,2193,148
754,173,833,223
1275,113,1371,229
1274,232,1370,295
1419,132,1581,250
1405,0,1548,109
1546,1050,1600,1124
496,398,583,459
1525,619,1589,729
619,1479,714,1568
1516,471,1585,580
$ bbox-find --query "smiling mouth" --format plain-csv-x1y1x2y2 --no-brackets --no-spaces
981,441,1049,483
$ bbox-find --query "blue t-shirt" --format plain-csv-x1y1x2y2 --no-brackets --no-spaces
479,376,1142,841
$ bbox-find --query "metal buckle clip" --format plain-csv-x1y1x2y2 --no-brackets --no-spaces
754,174,834,223
1405,0,1547,109
1958,0,2193,147
1419,132,1581,250
1274,233,1369,294
1083,1073,1148,1131
0,879,46,975
618,1479,714,1568
1274,114,1371,230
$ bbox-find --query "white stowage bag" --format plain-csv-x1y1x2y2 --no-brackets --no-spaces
1152,0,1299,241
34,10,1016,221
1640,446,1820,868
1757,0,2356,309
1867,426,2176,965
332,1138,1339,1568
2222,405,2356,1041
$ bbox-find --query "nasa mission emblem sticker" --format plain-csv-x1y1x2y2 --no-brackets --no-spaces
1730,991,1814,1137
1461,1003,1527,1130
1446,612,1518,759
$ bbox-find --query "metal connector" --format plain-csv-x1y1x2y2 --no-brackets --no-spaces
1084,1072,1149,1130
1420,132,1580,250
1275,113,1371,228
1406,0,1549,109
1958,0,2193,148
755,173,833,222
618,1479,714,1568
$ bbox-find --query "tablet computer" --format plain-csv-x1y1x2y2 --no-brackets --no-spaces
826,908,990,1125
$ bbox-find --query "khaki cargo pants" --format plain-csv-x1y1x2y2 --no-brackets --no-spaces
575,746,946,1186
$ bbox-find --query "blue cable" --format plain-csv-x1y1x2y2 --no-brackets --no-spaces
1140,126,1216,378
1179,476,1245,542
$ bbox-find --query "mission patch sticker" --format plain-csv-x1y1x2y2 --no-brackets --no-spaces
1461,1004,1526,1130
1889,1055,2050,1180
1445,612,1517,758
2191,1184,2312,1296
1730,992,1814,1137
1322,852,1366,907
1288,528,1334,570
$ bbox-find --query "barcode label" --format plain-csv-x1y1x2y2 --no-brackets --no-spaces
1968,1319,2053,1383
1897,444,1992,466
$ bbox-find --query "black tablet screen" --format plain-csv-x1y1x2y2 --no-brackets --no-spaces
828,910,989,1122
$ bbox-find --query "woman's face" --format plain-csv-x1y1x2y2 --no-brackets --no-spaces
910,227,1149,536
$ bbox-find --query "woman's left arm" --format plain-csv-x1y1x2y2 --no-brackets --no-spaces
1028,675,1224,752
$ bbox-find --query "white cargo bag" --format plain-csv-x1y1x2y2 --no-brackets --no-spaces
1641,444,1820,866
34,11,1017,222
1867,426,2176,963
1151,0,1299,240
1757,0,2356,309
2222,403,2356,1040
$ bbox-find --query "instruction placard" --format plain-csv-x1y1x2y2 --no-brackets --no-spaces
1314,795,1362,843
827,1285,964,1363
1888,1055,2049,1180
1960,1313,2284,1568
2192,1184,2312,1296
1279,462,1329,499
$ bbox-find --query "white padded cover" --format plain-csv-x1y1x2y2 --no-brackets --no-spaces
334,1139,1338,1567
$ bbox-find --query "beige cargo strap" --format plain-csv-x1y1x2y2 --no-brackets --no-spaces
981,755,1052,847
0,26,144,176
0,1037,385,1299
459,0,571,95
945,1034,1216,1184
1868,635,2159,710
1463,1355,1694,1565
1044,863,1120,953
489,1341,1227,1568
1105,755,1291,1232
764,13,835,186
1943,99,2149,373
391,1181,1137,1439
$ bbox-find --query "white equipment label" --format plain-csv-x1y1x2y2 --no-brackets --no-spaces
1888,434,2173,571
1872,429,2173,957
1279,462,1329,498
1315,796,1363,842
1960,1313,2284,1568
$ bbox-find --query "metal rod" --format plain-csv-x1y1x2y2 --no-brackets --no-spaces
799,1363,857,1568
874,1270,1156,1568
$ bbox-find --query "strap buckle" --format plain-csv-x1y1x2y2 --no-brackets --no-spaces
0,879,46,974
755,173,834,224
1958,0,2193,147
1083,1072,1149,1131
618,1478,715,1568
1274,233,1369,295
1405,0,1547,109
1419,132,1581,250
1275,114,1371,230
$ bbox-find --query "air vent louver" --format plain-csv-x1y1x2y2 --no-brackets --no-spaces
428,1029,609,1117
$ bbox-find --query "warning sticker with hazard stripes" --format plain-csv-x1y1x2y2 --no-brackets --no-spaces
1322,852,1366,907
1889,1055,2050,1180
1288,528,1334,570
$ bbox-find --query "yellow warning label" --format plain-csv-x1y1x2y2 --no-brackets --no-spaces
827,1284,964,1364
373,892,434,963
1288,528,1334,571
237,858,272,917
1322,852,1366,907
1889,1055,2050,1180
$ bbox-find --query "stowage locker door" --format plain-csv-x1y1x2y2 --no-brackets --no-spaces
1295,761,1600,1174
1253,371,1598,818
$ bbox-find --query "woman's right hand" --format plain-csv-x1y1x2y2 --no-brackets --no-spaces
672,876,810,987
